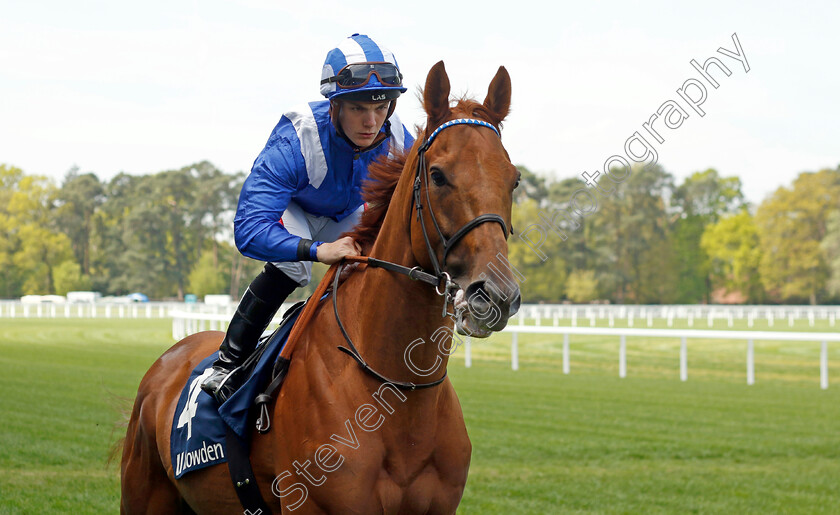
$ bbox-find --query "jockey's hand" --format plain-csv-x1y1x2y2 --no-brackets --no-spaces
316,236,362,265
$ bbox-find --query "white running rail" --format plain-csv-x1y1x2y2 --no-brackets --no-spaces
170,309,838,390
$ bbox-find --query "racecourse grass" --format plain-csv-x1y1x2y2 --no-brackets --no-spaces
1,317,839,513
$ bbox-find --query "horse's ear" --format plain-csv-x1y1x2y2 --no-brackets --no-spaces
483,66,511,125
424,61,451,126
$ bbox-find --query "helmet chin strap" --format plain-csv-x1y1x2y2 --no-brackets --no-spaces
328,99,346,139
385,98,398,119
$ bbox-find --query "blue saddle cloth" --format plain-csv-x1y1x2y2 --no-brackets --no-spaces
170,306,303,479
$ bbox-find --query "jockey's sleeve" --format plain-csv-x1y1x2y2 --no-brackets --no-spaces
233,140,310,263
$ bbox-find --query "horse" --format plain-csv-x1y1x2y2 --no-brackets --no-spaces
120,60,521,514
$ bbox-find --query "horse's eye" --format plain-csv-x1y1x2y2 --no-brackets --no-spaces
430,169,447,187
514,176,521,189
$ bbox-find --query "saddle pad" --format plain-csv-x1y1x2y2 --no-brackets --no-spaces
170,306,302,479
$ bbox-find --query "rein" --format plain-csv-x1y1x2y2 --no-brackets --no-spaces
255,255,444,432
333,260,447,391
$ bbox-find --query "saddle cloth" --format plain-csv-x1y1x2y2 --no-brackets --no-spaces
170,304,303,479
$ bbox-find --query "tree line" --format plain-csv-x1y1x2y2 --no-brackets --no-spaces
1,161,839,304
509,163,840,305
0,162,264,301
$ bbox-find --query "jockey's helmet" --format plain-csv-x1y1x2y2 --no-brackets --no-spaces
320,34,407,102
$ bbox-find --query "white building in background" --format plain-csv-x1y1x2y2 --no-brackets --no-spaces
20,294,66,303
66,291,101,303
204,294,232,306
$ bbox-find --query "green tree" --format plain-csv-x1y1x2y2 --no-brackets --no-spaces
0,164,25,297
56,168,105,277
509,198,567,302
13,225,75,294
670,216,709,303
514,165,549,205
670,169,747,303
590,163,677,303
188,252,230,298
701,210,764,303
565,269,599,303
185,161,243,294
547,177,597,274
755,167,840,304
121,170,197,299
86,162,243,300
53,260,92,295
89,172,138,295
5,173,75,294
157,168,197,299
821,210,840,299
672,168,745,219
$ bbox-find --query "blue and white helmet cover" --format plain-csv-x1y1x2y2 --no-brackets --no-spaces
320,33,407,100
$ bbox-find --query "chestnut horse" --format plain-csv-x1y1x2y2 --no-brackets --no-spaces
120,61,521,514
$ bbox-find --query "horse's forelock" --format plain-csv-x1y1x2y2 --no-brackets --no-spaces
450,98,504,131
419,98,504,139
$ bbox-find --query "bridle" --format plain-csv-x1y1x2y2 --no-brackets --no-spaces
412,118,511,313
334,118,510,390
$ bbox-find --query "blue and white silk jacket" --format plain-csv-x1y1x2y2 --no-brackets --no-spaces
234,100,414,263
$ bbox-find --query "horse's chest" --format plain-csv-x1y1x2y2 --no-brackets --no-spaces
272,365,471,513
277,417,469,514
305,453,465,514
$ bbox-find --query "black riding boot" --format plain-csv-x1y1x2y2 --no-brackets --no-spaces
201,265,299,403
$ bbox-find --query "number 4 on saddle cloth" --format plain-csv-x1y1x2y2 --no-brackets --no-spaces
170,301,305,479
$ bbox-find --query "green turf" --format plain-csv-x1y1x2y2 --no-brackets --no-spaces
0,318,169,514
1,318,838,513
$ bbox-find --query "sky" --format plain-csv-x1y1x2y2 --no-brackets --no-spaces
1,0,838,206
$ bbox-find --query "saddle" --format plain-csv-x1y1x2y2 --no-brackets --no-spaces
239,300,305,400
170,300,305,472
169,298,309,513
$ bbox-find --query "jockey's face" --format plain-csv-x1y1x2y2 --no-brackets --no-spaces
337,100,391,148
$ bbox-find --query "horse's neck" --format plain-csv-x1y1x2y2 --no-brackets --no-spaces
338,238,453,384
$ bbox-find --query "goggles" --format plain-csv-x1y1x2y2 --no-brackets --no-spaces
321,62,403,89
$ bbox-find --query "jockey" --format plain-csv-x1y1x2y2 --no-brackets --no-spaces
201,34,415,403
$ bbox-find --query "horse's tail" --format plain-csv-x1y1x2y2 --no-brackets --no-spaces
105,391,134,468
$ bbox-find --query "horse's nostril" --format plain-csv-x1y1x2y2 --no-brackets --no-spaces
509,288,521,317
464,281,491,311
464,280,506,331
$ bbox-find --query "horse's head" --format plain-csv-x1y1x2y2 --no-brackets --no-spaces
411,61,521,338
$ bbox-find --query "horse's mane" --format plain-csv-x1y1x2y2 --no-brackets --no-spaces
344,98,501,250
343,150,407,250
